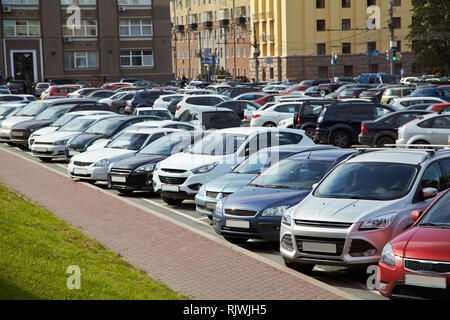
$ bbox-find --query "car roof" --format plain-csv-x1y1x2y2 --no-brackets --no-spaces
215,127,300,135
77,114,116,120
124,128,181,134
67,110,114,116
286,148,357,161
262,144,338,154
347,150,432,165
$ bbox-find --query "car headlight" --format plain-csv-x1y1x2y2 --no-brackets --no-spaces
94,159,110,167
359,212,397,230
155,162,162,171
261,205,289,217
281,207,294,226
380,242,395,267
215,199,224,214
191,162,219,174
135,163,156,173
54,139,69,146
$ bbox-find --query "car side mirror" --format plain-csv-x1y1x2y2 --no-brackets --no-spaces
173,117,179,121
410,210,423,221
423,187,438,200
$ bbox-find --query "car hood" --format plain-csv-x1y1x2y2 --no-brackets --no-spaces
68,133,106,148
111,154,167,170
205,173,257,193
159,152,232,171
223,186,311,212
35,131,82,143
32,126,58,137
12,120,53,130
71,148,136,163
392,227,450,261
1,116,34,129
291,196,401,223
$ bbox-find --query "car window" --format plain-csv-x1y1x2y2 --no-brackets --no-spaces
350,105,376,119
175,124,194,131
208,97,223,105
420,162,447,192
275,104,298,113
179,110,194,122
431,116,450,129
302,104,323,116
203,112,240,129
444,106,450,113
376,106,392,118
396,113,420,126
276,132,303,145
242,102,258,111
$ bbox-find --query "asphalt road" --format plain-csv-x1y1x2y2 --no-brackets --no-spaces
0,143,387,300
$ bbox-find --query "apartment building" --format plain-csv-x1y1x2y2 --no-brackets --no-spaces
170,0,252,80
0,0,173,85
251,0,416,81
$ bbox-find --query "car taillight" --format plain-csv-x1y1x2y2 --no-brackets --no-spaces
361,123,368,133
352,92,358,98
252,114,261,119
176,106,181,111
297,114,301,124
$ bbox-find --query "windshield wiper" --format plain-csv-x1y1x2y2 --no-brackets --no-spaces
419,223,450,229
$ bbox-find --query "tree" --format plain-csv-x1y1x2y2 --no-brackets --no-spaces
408,0,450,76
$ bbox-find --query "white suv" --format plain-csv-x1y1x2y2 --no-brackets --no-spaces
153,127,313,205
250,103,302,127
280,149,450,271
175,94,231,118
397,113,450,146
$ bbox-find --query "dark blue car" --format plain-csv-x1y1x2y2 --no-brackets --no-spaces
410,87,450,102
213,149,358,244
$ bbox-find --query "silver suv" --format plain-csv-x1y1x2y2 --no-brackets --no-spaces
280,148,450,271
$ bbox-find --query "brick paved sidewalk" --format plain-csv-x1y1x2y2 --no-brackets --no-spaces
0,150,354,300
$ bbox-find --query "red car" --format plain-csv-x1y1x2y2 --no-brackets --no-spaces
281,84,311,95
378,188,450,300
428,103,450,113
254,94,279,106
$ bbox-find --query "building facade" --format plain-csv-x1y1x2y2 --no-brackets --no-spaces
250,0,417,81
170,0,252,80
0,0,173,85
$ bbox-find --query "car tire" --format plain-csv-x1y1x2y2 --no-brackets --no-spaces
17,145,28,151
118,107,125,115
263,122,277,127
375,136,395,148
304,127,316,140
39,157,52,163
320,90,328,97
223,236,249,245
331,131,352,148
161,196,183,206
283,258,315,273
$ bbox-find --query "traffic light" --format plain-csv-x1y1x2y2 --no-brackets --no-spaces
392,51,402,62
386,50,390,61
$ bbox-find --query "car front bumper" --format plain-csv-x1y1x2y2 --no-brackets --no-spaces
0,128,12,142
31,143,67,159
68,163,108,181
108,169,154,191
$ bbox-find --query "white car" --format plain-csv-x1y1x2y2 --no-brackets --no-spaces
390,97,447,109
152,94,185,109
278,117,294,128
250,102,303,127
153,127,314,205
28,110,115,147
68,128,180,181
31,114,116,161
175,94,231,118
396,113,450,146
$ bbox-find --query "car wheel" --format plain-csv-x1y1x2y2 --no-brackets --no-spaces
320,90,327,97
119,190,134,195
118,107,126,115
223,236,249,245
263,122,277,127
375,136,395,148
331,131,352,148
304,127,316,140
161,196,183,206
39,157,52,163
283,258,315,273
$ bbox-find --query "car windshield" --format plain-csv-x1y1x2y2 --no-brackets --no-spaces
34,107,68,121
110,92,128,100
188,133,247,156
314,162,418,200
17,101,49,116
136,110,172,119
106,132,150,151
305,86,319,93
139,134,193,156
412,88,433,95
84,118,124,135
52,113,81,127
419,192,450,228
0,106,15,116
58,118,97,132
250,160,333,190
232,150,283,174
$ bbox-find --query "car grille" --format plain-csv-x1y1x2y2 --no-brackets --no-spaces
110,168,132,175
224,209,258,217
69,144,84,150
391,284,450,300
294,220,353,229
37,142,54,146
295,236,346,256
281,235,294,251
74,161,93,167
404,259,450,274
11,129,27,138
161,168,187,174
159,176,187,185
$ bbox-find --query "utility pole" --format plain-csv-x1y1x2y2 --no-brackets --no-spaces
187,7,192,80
252,22,260,82
172,0,178,79
388,1,395,75
232,0,237,79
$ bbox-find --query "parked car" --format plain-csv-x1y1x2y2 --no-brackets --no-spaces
396,113,450,146
253,94,279,106
378,188,450,300
175,94,231,118
214,149,358,244
219,87,261,99
215,100,260,122
131,108,173,120
250,103,306,128
176,107,243,130
85,90,116,101
359,110,433,147
125,89,178,113
196,145,337,219
101,82,134,91
65,116,159,157
409,87,450,102
337,87,373,100
380,87,415,104
30,114,117,161
358,73,398,85
315,102,399,147
41,85,82,99
67,88,101,99
153,127,313,205
280,149,450,272
153,94,185,109
108,131,206,194
391,97,447,109
98,91,136,114
292,100,336,139
68,128,180,182
0,94,35,104
31,83,50,97
281,84,311,95
7,80,29,94
0,103,26,120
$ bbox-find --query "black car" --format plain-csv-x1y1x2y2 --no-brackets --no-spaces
65,115,159,157
292,100,336,139
177,107,243,130
166,96,184,115
315,102,399,147
100,91,136,114
215,100,260,120
219,87,262,99
7,80,29,94
108,131,205,194
358,110,433,147
9,102,111,147
127,89,178,112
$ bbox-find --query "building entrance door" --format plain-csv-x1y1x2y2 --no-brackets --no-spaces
12,51,35,81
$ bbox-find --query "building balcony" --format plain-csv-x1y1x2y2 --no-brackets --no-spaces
235,17,247,25
219,19,229,27
175,25,185,32
203,21,213,28
188,23,198,31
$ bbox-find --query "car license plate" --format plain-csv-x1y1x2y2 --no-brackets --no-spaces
405,274,447,289
205,202,217,210
226,220,250,229
302,242,337,254
111,175,126,183
35,147,48,153
73,168,87,175
13,132,24,137
69,151,80,156
162,184,179,192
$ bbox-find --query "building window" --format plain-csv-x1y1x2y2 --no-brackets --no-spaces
342,0,351,8
342,19,351,30
3,0,39,4
344,65,353,77
342,42,351,54
392,0,401,6
393,17,401,29
64,51,98,69
367,0,376,6
317,43,326,55
316,19,326,31
316,0,325,8
63,20,97,37
61,0,96,5
117,0,152,6
2,20,40,37
120,50,154,67
119,19,153,37
367,41,377,52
